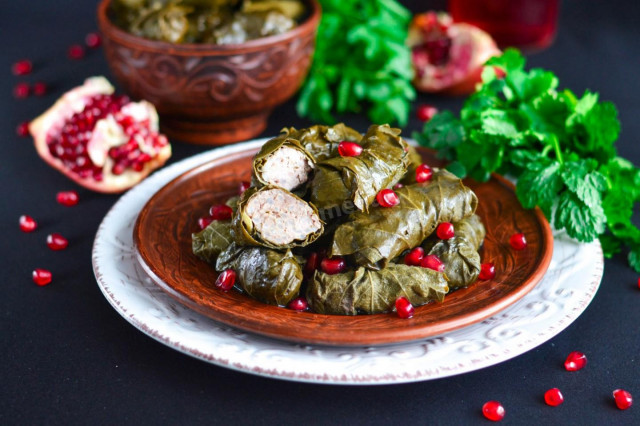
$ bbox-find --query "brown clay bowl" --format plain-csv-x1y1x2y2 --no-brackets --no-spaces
133,145,554,346
97,0,320,145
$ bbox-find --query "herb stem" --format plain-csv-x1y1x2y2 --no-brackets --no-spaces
550,134,564,164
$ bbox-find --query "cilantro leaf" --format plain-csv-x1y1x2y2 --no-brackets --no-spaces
629,247,640,273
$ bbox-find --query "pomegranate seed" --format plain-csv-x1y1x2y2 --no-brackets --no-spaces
509,233,527,250
68,45,85,59
564,351,587,371
304,252,320,277
239,181,251,194
19,215,37,232
416,104,438,122
376,189,400,208
13,82,30,98
395,297,415,318
613,389,633,410
56,190,79,206
415,163,433,183
46,233,68,250
337,141,363,157
209,204,233,221
637,277,639,289
215,269,236,291
85,32,102,48
16,121,30,137
288,297,308,311
32,269,52,286
479,263,496,280
544,388,564,406
197,216,214,230
393,182,404,190
482,401,505,422
404,247,425,266
12,59,32,76
493,66,507,79
421,254,445,272
436,222,455,240
320,257,346,275
33,82,47,96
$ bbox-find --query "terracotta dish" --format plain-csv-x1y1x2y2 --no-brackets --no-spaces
134,146,553,346
97,0,320,145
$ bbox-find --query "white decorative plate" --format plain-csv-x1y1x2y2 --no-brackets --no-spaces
92,140,604,385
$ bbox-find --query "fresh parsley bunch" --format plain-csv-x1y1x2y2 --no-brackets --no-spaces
297,0,415,125
415,49,640,272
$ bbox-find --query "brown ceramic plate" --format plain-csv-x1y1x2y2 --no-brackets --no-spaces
134,146,553,346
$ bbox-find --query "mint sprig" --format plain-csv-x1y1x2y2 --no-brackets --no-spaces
414,49,640,272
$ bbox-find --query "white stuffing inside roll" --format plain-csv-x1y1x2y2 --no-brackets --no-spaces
260,146,313,191
245,189,321,245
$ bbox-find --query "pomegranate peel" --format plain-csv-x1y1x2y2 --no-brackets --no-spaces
29,77,171,193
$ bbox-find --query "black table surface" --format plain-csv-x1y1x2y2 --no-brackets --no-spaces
2,1,639,424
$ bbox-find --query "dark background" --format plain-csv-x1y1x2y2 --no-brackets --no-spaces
2,0,639,424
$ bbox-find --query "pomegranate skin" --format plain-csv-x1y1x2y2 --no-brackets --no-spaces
29,77,171,193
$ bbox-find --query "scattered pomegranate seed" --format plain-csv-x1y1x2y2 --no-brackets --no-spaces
404,247,425,266
509,233,527,250
16,121,30,137
56,190,79,206
215,269,236,291
13,82,30,98
33,82,47,96
85,32,102,48
376,189,400,208
32,269,52,286
67,45,85,60
12,59,32,76
304,252,320,277
393,182,404,190
19,215,37,232
437,222,455,240
637,277,640,289
544,388,564,406
320,257,346,275
197,216,214,230
395,297,415,318
239,181,251,195
209,204,233,221
415,164,433,183
479,263,496,280
337,141,363,157
421,254,445,272
613,389,633,410
482,401,505,422
416,104,438,122
493,66,507,79
46,233,68,250
564,351,587,371
288,297,308,311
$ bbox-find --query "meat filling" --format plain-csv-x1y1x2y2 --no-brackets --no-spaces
245,189,321,245
260,146,313,191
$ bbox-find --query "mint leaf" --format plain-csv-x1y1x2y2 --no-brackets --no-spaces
629,247,640,273
516,160,562,218
561,160,607,208
414,111,465,160
554,191,606,242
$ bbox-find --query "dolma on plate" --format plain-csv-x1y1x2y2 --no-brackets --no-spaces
309,124,410,214
216,242,303,306
422,214,486,289
191,196,238,263
331,169,478,270
293,123,362,161
306,264,449,315
231,185,324,248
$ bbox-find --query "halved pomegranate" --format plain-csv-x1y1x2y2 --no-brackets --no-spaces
29,76,171,193
409,12,500,95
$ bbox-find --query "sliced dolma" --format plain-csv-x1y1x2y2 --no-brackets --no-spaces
252,129,315,191
309,124,410,213
331,169,478,270
306,264,449,315
422,214,486,289
231,185,324,248
216,242,303,306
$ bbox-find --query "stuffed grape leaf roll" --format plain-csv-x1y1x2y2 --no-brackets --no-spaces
306,264,449,315
331,169,478,270
293,123,362,161
309,124,410,214
422,214,486,289
216,242,303,306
